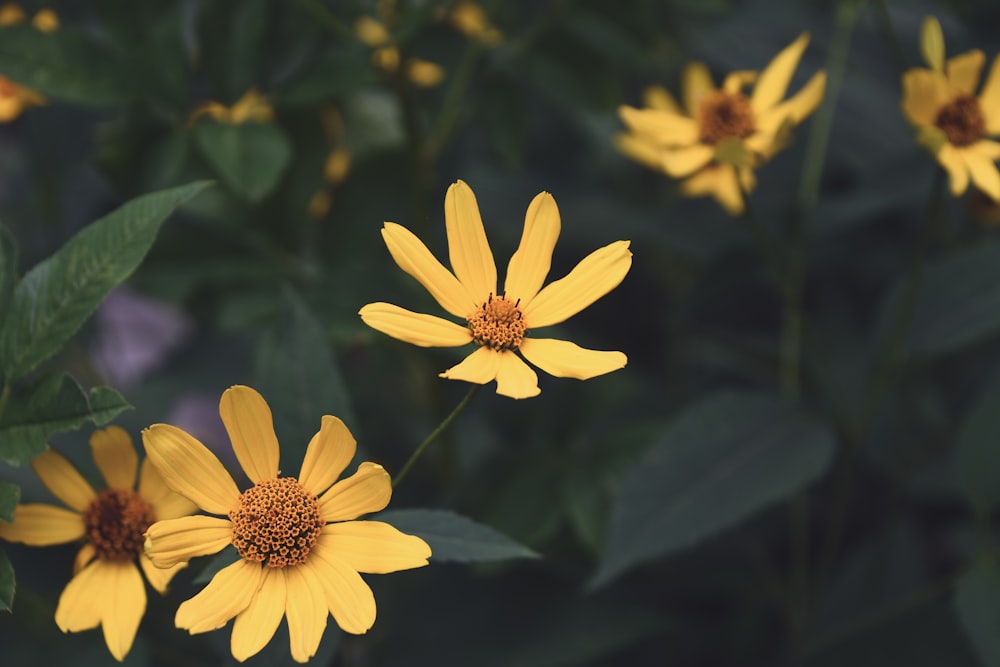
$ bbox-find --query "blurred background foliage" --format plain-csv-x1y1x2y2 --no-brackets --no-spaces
2,0,1000,665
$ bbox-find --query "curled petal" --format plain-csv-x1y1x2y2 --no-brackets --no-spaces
144,515,233,568
360,302,473,348
520,338,627,380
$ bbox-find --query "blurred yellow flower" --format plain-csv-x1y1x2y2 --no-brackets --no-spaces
0,3,57,122
901,16,1000,201
355,15,445,88
190,88,275,125
616,33,826,215
0,427,197,661
448,0,503,47
360,180,632,399
142,385,430,663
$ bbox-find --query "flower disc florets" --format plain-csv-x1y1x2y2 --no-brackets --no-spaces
83,489,156,561
467,294,526,351
699,91,756,144
229,477,324,568
934,94,985,147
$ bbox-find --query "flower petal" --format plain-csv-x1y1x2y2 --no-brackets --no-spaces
440,344,500,385
284,563,328,663
752,33,810,114
220,385,280,484
980,55,1000,133
495,352,540,399
680,164,745,215
520,337,627,380
722,70,757,94
299,415,357,497
144,515,233,568
100,561,146,662
0,503,84,545
642,84,681,113
503,191,561,305
306,544,376,634
139,554,186,595
31,449,96,513
901,68,950,127
176,558,263,634
963,146,1000,200
55,559,107,633
380,222,475,317
682,61,716,117
523,241,632,328
660,144,715,177
317,521,431,574
445,180,497,299
74,544,97,574
975,139,1000,161
142,424,241,515
138,458,198,521
614,131,667,171
946,49,985,95
89,426,138,491
938,143,970,195
360,302,473,348
231,567,286,662
756,70,827,134
617,106,700,146
318,462,391,523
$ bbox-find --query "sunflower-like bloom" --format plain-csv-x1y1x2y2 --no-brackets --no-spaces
901,17,1000,201
359,180,632,399
616,33,827,215
141,385,431,663
0,427,197,661
189,88,275,125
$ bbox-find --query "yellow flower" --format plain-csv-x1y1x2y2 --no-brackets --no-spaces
447,0,503,47
141,385,431,663
355,15,445,88
359,180,632,399
901,16,1000,201
616,33,827,215
190,88,275,125
0,427,197,661
0,75,46,123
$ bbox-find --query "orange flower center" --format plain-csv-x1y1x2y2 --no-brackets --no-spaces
83,489,156,561
934,94,985,147
698,91,755,144
229,477,324,568
466,294,526,351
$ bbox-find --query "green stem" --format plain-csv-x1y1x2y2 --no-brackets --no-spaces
426,40,486,161
392,384,481,488
0,383,9,423
871,0,910,73
295,0,355,41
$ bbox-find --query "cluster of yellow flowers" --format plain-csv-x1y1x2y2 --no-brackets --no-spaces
0,2,57,123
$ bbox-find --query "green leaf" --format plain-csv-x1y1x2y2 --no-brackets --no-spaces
955,565,1000,667
374,509,539,563
953,373,1000,515
194,121,292,203
0,181,211,381
276,50,378,107
0,482,19,523
0,374,131,466
0,226,17,334
592,391,835,588
0,548,12,612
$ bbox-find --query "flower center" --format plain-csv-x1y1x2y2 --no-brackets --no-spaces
466,294,526,351
83,489,156,561
934,94,985,147
0,77,15,97
229,477,324,568
699,91,755,144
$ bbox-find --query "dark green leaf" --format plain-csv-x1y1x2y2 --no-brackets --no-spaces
0,181,212,381
276,50,379,107
0,482,19,523
375,509,539,563
592,392,835,588
953,373,1000,515
955,565,1000,667
0,226,17,336
0,374,131,466
0,548,12,612
194,121,291,203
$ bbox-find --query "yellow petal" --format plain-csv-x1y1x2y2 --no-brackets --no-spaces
975,140,1000,160
381,222,475,317
74,544,97,574
758,70,827,132
0,503,83,545
614,131,668,171
722,70,757,94
407,58,446,88
360,302,473,348
299,415,357,497
752,33,810,114
938,143,970,195
660,144,715,177
31,449,96,513
55,560,106,633
306,544,376,634
682,61,716,117
963,146,1000,200
979,55,1000,133
617,106,700,146
354,15,389,46
219,385,280,484
231,568,286,662
519,337,627,380
139,554,186,595
284,564,328,663
439,346,500,384
144,515,233,568
138,458,197,521
680,164,745,215
946,50,985,96
495,351,540,399
901,68,950,127
89,426,138,491
523,241,632,328
920,16,945,71
100,561,146,662
317,521,431,574
142,424,241,515
642,84,681,113
31,8,58,32
445,180,497,299
503,191,560,305
318,462,391,523
176,558,263,633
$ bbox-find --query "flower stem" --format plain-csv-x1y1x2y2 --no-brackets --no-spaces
0,383,9,422
392,384,481,488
